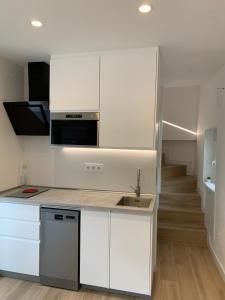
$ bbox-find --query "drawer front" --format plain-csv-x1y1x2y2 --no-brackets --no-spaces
0,237,39,276
0,202,40,221
0,219,40,240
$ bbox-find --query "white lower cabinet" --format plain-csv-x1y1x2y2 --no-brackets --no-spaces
80,209,153,296
110,212,151,295
0,219,40,240
0,237,39,275
0,202,40,276
80,209,110,288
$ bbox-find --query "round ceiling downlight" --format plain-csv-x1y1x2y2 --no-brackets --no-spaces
139,4,152,13
30,20,43,27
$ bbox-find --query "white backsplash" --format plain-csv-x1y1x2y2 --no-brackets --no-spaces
22,137,157,194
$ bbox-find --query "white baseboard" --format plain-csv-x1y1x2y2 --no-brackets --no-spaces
208,237,225,282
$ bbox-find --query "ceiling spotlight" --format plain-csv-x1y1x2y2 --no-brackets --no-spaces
139,4,152,13
30,20,43,27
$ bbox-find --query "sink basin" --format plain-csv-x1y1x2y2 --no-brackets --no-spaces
117,196,151,208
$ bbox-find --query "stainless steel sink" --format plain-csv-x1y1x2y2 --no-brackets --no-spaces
117,196,151,208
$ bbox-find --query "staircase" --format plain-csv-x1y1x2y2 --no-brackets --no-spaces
158,162,207,246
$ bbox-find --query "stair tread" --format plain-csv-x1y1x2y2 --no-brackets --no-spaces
158,222,206,230
160,192,200,197
159,204,202,214
162,165,186,169
162,175,197,183
162,175,197,193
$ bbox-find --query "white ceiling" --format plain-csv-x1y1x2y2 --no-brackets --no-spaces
1,0,225,86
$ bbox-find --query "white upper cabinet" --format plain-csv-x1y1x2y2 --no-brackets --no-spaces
50,48,159,149
99,48,158,149
50,55,100,112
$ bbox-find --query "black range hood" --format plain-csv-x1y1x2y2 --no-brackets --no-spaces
3,101,50,135
3,62,50,136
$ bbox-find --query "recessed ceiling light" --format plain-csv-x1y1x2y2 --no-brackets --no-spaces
139,4,152,13
30,20,43,27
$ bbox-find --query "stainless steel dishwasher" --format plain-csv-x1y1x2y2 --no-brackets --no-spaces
40,207,80,291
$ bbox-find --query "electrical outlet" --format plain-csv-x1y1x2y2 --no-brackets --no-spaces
84,163,104,172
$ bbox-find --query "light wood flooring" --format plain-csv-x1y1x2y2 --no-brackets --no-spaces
0,241,224,300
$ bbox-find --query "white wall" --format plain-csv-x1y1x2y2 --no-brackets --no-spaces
22,137,157,194
197,65,225,280
162,140,197,175
162,85,199,140
0,57,24,191
197,74,221,194
161,85,199,175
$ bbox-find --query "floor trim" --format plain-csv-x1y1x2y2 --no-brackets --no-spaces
208,237,225,282
0,270,39,283
82,285,150,298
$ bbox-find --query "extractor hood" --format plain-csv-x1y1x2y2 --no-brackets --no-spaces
3,62,50,136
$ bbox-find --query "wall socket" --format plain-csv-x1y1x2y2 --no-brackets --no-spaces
84,163,104,172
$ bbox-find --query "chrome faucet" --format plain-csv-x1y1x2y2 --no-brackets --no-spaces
131,168,141,198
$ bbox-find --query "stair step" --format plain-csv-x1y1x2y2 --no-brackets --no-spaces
158,207,204,226
162,176,197,193
158,223,207,245
160,192,201,207
159,204,202,213
162,165,187,179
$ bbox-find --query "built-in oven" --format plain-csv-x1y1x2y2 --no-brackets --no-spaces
51,112,99,146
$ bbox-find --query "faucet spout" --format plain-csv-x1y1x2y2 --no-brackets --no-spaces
131,168,141,197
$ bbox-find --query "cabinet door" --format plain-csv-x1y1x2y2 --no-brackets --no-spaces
50,55,100,111
0,202,40,276
80,209,110,288
0,237,39,275
110,212,151,295
99,48,158,149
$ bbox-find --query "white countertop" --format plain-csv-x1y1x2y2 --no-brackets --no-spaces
0,186,156,214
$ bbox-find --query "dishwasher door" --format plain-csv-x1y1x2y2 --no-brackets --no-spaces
40,208,80,290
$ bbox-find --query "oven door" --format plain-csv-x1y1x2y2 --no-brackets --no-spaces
51,119,98,146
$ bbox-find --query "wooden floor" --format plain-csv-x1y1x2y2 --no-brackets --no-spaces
0,242,225,300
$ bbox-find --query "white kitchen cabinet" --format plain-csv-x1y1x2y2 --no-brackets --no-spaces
110,212,151,296
0,202,40,276
50,55,100,112
0,237,39,275
0,202,40,221
80,209,110,288
0,219,39,240
99,48,158,149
